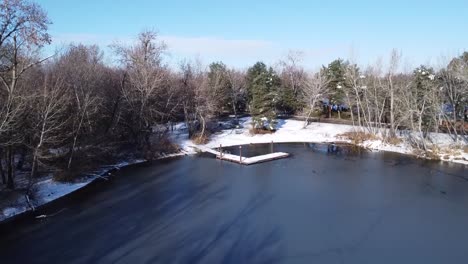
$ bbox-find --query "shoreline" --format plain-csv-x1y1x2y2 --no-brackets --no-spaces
2,118,466,224
179,118,467,166
0,153,188,224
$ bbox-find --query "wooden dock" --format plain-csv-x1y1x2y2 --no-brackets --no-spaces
192,145,290,165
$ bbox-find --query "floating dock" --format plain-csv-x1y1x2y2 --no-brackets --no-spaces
192,145,290,165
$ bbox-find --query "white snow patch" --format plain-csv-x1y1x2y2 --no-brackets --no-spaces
205,118,352,148
2,206,28,218
34,179,90,204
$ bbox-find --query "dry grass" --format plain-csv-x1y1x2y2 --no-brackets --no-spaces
411,143,467,162
411,145,441,161
54,169,83,182
192,133,210,145
463,145,468,154
425,145,442,161
436,145,463,159
425,151,441,161
249,128,275,135
145,136,181,159
386,136,403,145
338,131,378,145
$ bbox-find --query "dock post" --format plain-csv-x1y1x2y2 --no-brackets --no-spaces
271,141,273,153
239,146,242,163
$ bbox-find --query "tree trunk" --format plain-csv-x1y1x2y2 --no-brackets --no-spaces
390,88,395,136
68,113,85,170
199,114,206,138
345,93,355,127
27,150,39,196
30,149,39,179
0,150,6,185
16,146,26,170
453,105,458,135
354,89,361,127
6,146,14,189
417,101,427,151
232,100,238,122
105,95,121,135
304,108,313,128
183,104,193,138
304,98,318,128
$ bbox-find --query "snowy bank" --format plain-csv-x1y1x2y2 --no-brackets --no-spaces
174,117,468,165
0,148,194,224
0,159,146,223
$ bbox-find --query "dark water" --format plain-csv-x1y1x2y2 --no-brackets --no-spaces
1,143,467,264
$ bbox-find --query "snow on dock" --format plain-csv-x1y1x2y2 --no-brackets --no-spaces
192,145,289,165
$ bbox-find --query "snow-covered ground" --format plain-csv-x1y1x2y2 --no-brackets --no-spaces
173,117,468,165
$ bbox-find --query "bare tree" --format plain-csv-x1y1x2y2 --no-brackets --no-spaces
178,60,198,138
54,45,104,170
112,30,169,148
386,49,402,136
439,55,468,137
279,50,307,97
178,59,217,141
399,66,440,150
28,74,70,187
344,63,364,127
302,70,329,128
192,60,212,140
226,68,246,121
0,0,51,189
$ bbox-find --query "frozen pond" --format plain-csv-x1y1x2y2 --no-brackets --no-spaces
0,143,467,263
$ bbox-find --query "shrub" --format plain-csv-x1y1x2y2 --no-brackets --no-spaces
425,151,441,161
425,145,442,161
338,131,378,145
144,136,181,159
249,128,275,135
191,133,210,145
54,169,85,182
386,136,403,145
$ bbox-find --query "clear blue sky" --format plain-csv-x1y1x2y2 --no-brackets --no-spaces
39,0,468,69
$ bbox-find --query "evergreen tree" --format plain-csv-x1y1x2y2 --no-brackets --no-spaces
413,65,437,129
324,59,348,106
276,83,300,114
247,62,280,130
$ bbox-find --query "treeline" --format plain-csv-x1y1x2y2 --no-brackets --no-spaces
1,0,467,190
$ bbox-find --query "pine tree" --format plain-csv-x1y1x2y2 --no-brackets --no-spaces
413,65,437,130
247,62,280,130
324,59,347,106
277,84,300,114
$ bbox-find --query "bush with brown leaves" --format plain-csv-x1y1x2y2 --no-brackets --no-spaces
338,131,378,145
249,128,275,135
